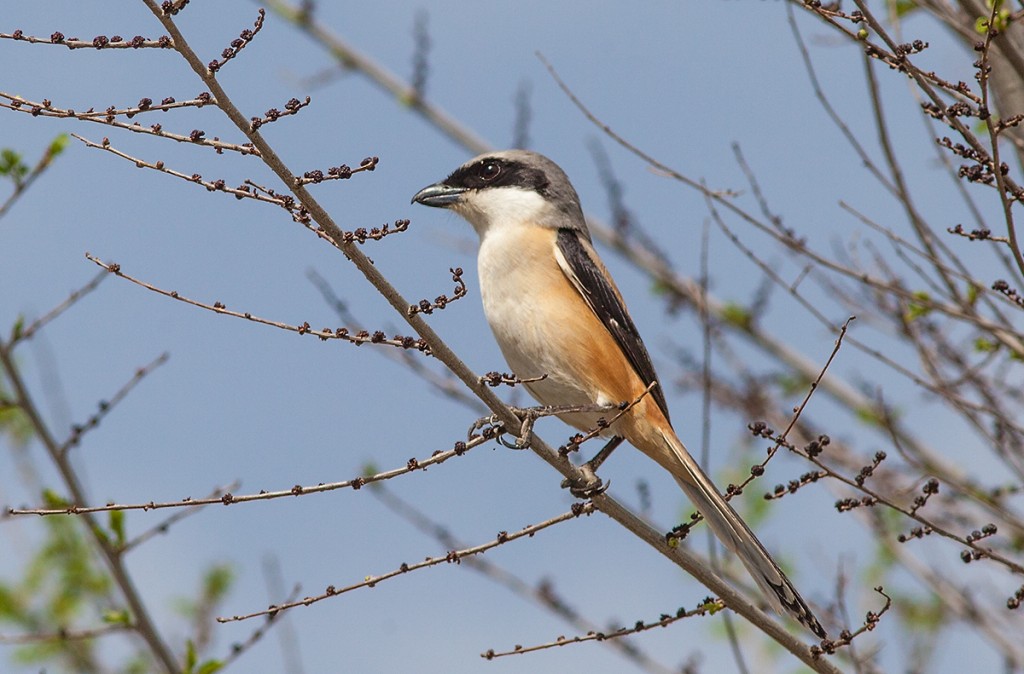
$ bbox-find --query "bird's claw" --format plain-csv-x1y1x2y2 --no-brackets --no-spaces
469,407,537,449
468,413,502,440
562,463,610,498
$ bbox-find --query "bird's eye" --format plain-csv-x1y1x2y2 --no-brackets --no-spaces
478,162,501,181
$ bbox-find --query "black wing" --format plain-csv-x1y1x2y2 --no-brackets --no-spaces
555,229,670,421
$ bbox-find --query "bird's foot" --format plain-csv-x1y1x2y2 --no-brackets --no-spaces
469,407,538,449
562,462,610,498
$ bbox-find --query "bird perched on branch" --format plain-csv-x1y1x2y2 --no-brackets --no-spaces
412,149,825,639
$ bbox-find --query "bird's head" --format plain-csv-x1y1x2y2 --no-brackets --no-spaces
412,150,586,238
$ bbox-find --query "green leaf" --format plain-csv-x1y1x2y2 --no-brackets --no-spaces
973,337,998,353
855,405,897,427
47,133,70,158
10,315,25,341
41,489,71,509
101,608,132,625
965,283,980,307
720,302,753,330
109,510,126,548
904,291,932,321
701,598,723,614
890,0,921,18
201,564,234,603
184,640,198,674
0,400,35,448
0,148,28,182
775,373,810,396
196,659,225,674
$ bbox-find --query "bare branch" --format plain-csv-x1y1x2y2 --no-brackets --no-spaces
0,30,172,50
9,434,484,516
84,253,433,354
220,505,597,623
59,352,169,456
482,598,725,660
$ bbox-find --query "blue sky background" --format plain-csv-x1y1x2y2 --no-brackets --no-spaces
2,2,1017,673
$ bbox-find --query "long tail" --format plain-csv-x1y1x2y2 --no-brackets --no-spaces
657,428,827,638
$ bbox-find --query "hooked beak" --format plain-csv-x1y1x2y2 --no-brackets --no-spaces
411,182,468,208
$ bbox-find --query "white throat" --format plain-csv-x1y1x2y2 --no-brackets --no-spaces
451,186,554,239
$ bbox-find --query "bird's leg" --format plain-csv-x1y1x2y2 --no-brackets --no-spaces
502,406,540,449
468,406,542,449
467,413,501,441
562,435,624,498
584,435,624,473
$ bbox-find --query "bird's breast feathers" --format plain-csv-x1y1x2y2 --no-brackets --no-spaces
477,223,638,428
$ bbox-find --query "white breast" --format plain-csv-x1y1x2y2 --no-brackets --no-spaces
476,221,595,413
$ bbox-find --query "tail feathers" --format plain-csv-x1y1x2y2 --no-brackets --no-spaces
661,431,827,639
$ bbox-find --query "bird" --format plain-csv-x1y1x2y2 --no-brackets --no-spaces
412,149,826,639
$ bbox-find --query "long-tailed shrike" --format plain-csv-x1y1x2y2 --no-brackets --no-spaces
412,150,825,638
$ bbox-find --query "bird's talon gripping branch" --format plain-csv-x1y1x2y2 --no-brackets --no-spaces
467,413,502,441
563,464,609,498
508,405,538,449
470,407,538,449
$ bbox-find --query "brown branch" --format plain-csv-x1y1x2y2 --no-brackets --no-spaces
973,0,1024,281
218,503,597,622
0,622,134,645
59,352,169,456
84,253,432,354
0,338,179,671
0,30,172,49
8,433,485,517
0,93,261,156
12,270,108,344
370,482,676,674
0,134,68,220
406,267,467,317
483,598,725,660
121,482,240,553
206,8,265,73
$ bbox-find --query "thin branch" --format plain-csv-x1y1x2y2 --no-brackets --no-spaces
70,134,296,211
0,135,68,220
13,270,108,344
217,503,597,622
0,30,172,50
483,599,725,660
0,337,179,671
0,622,134,645
371,482,676,674
84,254,433,355
121,482,240,553
9,433,486,516
59,353,169,456
0,93,260,156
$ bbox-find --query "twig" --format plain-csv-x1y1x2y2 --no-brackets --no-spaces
0,30,172,49
59,353,169,456
0,134,68,220
122,482,240,553
371,482,676,674
217,504,596,622
0,337,178,670
13,270,108,343
84,253,433,354
0,93,261,156
8,433,486,517
483,598,725,660
810,588,893,659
